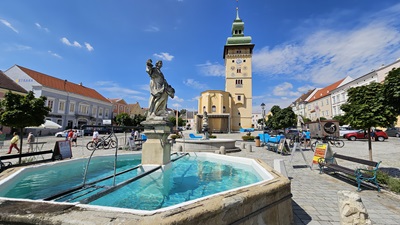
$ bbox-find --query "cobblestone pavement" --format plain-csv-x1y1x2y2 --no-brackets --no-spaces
1,131,400,224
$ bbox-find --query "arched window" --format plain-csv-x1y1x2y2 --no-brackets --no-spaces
223,106,226,113
212,105,216,112
203,106,206,112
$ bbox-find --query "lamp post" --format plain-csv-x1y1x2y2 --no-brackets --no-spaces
261,103,265,132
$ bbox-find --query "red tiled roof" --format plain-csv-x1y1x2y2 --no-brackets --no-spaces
308,78,345,102
294,89,315,104
108,98,127,105
17,65,110,103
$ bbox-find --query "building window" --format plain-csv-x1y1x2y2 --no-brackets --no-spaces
237,96,241,101
203,106,206,112
235,79,243,85
79,104,89,115
223,106,226,113
105,109,109,118
321,100,324,106
212,105,216,112
326,99,329,105
232,60,234,63
237,68,241,73
341,93,345,102
69,102,75,113
92,107,97,117
58,100,65,112
332,96,336,104
47,99,54,112
99,108,103,117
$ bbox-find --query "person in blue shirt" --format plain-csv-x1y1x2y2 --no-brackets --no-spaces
303,129,311,148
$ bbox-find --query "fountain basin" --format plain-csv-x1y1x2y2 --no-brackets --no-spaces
173,138,241,152
0,153,293,224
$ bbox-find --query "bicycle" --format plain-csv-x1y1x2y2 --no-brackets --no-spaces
310,135,344,151
86,134,117,151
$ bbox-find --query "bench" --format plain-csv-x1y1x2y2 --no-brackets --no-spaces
0,150,54,172
318,153,381,191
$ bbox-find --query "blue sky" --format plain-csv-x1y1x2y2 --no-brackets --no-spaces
1,0,400,113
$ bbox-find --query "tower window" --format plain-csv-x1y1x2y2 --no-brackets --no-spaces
232,60,234,63
237,96,241,101
203,106,206,112
212,105,216,112
235,79,243,85
243,59,246,62
237,68,241,73
223,106,226,113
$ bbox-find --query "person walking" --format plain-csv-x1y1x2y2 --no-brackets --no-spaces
7,132,20,154
27,132,35,152
71,130,78,147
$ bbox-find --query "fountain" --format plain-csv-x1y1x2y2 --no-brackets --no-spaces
0,59,293,224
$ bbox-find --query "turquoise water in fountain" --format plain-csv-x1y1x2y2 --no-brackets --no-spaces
0,154,263,211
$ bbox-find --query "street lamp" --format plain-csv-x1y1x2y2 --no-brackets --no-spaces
261,103,265,132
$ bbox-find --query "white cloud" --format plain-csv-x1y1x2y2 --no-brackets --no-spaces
273,82,300,97
0,19,18,33
183,79,208,90
197,61,225,77
61,37,82,48
84,42,94,51
145,26,160,32
35,22,49,32
95,81,143,96
153,52,174,61
48,51,62,59
171,95,184,103
253,4,400,86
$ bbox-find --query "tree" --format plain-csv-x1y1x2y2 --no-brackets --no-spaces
132,114,146,126
341,82,397,161
265,105,296,132
383,67,400,116
0,91,49,163
115,113,134,126
332,115,346,126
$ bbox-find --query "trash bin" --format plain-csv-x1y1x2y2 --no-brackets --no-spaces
255,136,261,147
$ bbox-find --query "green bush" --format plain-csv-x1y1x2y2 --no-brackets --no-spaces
377,170,400,193
242,135,255,141
170,134,181,139
209,135,217,139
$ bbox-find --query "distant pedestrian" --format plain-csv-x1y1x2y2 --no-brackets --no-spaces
27,132,35,152
71,130,78,147
7,132,20,154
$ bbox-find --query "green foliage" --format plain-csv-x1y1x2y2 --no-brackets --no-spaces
265,105,296,130
242,135,255,141
0,91,49,128
383,67,400,115
377,171,400,194
115,113,133,126
168,116,186,127
170,134,181,139
332,115,346,126
341,82,397,129
132,114,146,126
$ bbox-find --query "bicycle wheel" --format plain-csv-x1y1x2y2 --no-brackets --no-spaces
109,140,117,148
86,141,95,151
334,140,345,148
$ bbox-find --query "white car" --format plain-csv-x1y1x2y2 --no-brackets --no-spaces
55,130,82,137
339,127,360,138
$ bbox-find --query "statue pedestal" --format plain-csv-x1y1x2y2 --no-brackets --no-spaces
141,120,173,166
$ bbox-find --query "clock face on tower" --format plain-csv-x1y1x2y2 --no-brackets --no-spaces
236,58,243,64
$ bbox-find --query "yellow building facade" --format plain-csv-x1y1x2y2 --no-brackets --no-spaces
197,8,254,132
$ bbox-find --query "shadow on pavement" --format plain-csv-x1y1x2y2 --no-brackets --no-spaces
292,200,311,224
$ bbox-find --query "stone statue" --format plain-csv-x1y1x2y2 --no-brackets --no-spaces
202,111,209,140
146,59,175,120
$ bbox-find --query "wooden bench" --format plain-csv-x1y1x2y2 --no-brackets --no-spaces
0,150,54,172
318,153,381,191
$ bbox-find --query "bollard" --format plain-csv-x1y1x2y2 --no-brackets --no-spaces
220,146,226,155
177,145,183,152
273,159,288,177
247,144,252,152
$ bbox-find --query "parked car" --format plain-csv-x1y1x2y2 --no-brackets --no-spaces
339,126,359,138
55,130,82,138
385,127,400,138
344,129,388,142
